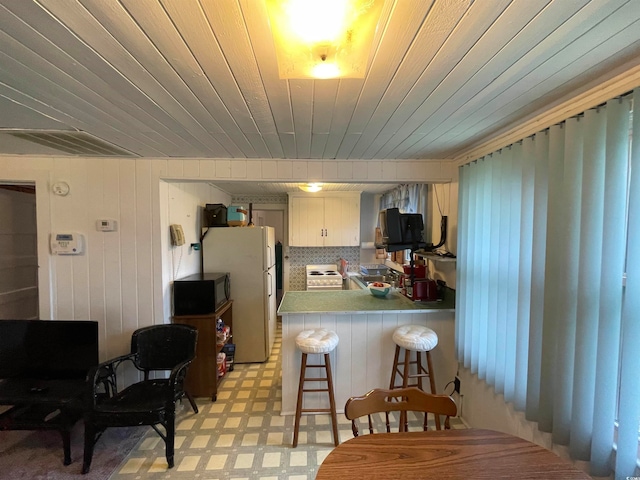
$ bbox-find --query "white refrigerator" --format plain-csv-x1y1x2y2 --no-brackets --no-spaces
202,226,276,363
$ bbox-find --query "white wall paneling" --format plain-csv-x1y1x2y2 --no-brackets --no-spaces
159,177,172,336
280,311,456,416
161,180,232,329
0,154,449,364
134,159,155,355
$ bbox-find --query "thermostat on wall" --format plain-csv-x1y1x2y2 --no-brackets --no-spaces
96,219,118,232
50,232,85,255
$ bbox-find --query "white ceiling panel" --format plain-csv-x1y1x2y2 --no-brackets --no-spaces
0,0,638,162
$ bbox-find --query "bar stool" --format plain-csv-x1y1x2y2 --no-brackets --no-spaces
389,324,440,429
292,328,339,448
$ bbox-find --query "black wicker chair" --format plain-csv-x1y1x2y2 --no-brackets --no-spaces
82,324,198,474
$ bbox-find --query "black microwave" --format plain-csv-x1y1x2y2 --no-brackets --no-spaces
173,272,230,316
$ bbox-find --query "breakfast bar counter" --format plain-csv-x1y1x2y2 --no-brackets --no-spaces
277,288,455,314
277,289,456,416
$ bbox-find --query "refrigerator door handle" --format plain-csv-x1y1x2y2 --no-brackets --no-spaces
267,245,272,270
267,271,273,297
268,244,276,269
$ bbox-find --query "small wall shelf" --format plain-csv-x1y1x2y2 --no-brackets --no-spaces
414,252,457,263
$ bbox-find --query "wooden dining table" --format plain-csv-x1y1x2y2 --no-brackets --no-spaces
315,428,592,479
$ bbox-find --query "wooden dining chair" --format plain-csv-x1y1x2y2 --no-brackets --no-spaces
344,387,457,436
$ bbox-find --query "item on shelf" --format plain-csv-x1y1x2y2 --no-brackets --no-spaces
338,258,349,279
215,318,230,346
222,343,235,372
203,204,228,227
374,226,384,252
391,251,404,263
217,352,227,378
360,264,388,275
403,264,426,278
216,325,230,347
227,205,248,226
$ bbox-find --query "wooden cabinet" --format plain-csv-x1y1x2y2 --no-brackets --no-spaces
172,300,233,401
288,192,360,246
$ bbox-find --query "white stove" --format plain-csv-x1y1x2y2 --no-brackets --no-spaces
306,264,344,291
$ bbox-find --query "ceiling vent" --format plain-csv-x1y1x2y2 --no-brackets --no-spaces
6,130,137,156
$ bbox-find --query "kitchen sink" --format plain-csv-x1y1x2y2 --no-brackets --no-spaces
352,272,400,289
359,274,386,283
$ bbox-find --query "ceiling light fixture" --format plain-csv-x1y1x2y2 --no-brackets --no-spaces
298,183,323,193
265,0,384,79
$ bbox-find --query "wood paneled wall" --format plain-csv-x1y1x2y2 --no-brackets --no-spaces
281,311,457,415
0,156,455,361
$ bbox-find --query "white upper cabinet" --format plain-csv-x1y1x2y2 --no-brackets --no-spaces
288,192,361,247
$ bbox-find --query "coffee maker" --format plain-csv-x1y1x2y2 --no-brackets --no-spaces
400,264,438,302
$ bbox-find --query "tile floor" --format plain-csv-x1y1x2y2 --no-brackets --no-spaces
109,321,464,479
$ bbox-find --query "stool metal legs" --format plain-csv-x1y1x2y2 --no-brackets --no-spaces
293,352,339,447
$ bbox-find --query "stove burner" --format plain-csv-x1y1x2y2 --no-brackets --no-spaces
309,271,323,275
325,271,338,275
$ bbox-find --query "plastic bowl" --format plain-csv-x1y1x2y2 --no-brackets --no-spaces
368,282,391,297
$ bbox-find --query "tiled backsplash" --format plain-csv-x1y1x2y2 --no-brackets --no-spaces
288,246,360,291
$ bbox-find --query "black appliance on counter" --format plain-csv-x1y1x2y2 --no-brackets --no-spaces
377,208,448,253
378,207,428,252
173,272,230,316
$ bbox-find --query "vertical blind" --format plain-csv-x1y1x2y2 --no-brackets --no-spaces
456,90,640,479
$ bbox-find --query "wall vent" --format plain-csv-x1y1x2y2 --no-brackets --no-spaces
6,130,137,156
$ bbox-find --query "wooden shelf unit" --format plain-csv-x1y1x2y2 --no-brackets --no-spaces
172,300,233,401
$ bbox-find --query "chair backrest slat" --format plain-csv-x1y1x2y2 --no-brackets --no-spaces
344,387,457,436
131,324,197,372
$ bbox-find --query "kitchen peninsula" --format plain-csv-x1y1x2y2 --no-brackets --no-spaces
277,289,456,415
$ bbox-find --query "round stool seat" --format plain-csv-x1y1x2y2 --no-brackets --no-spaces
296,328,339,354
392,325,438,351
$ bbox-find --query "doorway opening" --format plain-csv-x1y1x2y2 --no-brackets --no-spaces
0,184,39,319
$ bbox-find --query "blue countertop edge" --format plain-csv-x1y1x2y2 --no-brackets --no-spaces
277,288,455,315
